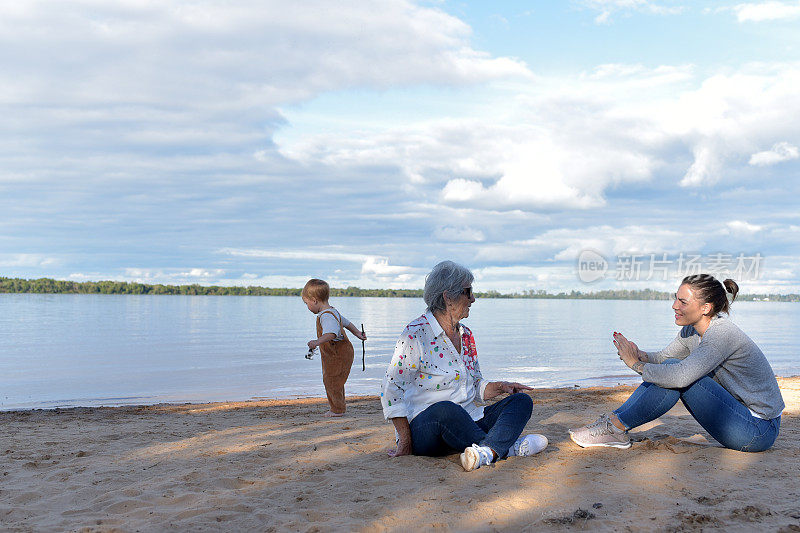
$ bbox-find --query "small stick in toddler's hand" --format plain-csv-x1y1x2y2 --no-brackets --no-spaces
361,323,366,371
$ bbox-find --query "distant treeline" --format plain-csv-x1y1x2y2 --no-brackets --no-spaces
0,277,422,297
1,276,798,301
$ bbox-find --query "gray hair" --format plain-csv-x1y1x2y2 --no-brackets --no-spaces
423,260,474,313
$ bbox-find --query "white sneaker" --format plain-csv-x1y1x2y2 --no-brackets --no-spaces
509,434,548,457
460,444,494,472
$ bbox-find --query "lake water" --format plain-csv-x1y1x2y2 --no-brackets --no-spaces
1,294,798,410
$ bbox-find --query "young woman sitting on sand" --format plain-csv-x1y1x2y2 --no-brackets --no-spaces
570,274,784,452
381,260,548,471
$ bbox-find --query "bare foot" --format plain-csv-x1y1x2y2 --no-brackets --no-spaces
323,410,345,418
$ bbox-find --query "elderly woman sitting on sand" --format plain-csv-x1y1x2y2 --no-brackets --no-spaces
380,260,547,471
570,274,784,452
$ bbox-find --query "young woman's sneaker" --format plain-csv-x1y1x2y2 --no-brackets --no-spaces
460,444,495,472
569,414,632,449
509,434,548,456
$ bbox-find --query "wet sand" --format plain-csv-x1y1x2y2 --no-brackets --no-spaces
2,377,800,532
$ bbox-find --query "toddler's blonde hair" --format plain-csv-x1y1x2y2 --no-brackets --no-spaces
302,278,329,301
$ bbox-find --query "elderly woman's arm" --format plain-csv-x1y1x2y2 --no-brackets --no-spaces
388,418,413,457
382,329,423,457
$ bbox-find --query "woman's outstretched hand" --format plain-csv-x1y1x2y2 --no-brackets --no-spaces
613,332,646,368
388,438,412,458
484,381,533,400
499,381,533,394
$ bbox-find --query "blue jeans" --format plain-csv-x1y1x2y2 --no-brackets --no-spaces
410,393,533,459
614,361,780,452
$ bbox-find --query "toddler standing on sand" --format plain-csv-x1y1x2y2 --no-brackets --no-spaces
302,279,366,417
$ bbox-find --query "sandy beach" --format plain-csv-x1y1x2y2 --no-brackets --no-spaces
2,378,800,532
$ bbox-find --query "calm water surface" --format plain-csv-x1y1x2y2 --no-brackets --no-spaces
1,294,797,410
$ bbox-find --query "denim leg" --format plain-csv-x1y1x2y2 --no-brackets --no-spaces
614,360,682,430
679,376,781,452
614,382,681,430
475,393,533,459
410,401,487,456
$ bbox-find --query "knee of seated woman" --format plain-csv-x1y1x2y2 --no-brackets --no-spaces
507,392,534,413
739,433,777,453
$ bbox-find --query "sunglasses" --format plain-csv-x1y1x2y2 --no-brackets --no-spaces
460,286,473,298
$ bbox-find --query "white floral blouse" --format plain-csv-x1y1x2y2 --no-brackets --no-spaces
380,310,488,422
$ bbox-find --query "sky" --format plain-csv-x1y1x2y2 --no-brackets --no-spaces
1,0,799,293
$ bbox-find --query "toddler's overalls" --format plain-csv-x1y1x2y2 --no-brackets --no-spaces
316,310,354,414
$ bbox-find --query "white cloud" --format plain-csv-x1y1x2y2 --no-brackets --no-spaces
66,273,102,282
737,255,800,293
585,63,694,85
361,257,417,277
218,247,422,281
64,268,229,285
438,141,616,210
579,0,684,24
472,264,579,292
0,254,60,268
0,0,530,194
0,1,529,109
121,268,227,283
218,247,373,263
733,1,800,22
725,220,764,235
441,179,488,203
281,61,800,205
217,274,314,287
680,143,722,187
598,62,800,188
182,268,227,279
651,66,800,186
68,270,315,288
433,225,486,242
748,141,800,166
473,224,707,263
282,93,661,210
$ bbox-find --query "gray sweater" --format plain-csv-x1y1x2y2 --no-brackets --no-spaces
643,316,784,420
